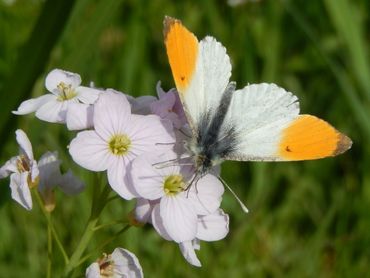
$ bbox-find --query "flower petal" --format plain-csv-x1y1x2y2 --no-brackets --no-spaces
38,151,61,192
160,195,197,243
66,102,94,130
111,248,143,278
35,97,69,123
93,90,131,141
128,95,156,115
58,170,85,195
133,198,154,224
128,115,175,156
196,209,229,241
151,204,173,241
85,262,100,278
45,69,81,94
188,174,224,215
76,86,101,104
12,94,56,115
0,157,18,178
69,130,112,171
107,156,136,200
130,153,169,200
10,172,32,210
179,240,202,267
16,129,34,161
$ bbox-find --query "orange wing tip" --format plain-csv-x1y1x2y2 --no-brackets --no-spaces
163,16,199,92
278,115,352,161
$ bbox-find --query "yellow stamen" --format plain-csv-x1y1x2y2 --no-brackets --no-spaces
163,174,186,195
56,82,77,101
108,134,131,156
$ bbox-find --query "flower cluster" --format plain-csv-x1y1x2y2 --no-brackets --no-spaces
1,69,232,276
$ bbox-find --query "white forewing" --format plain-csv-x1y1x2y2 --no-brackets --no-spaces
183,36,231,130
223,83,300,161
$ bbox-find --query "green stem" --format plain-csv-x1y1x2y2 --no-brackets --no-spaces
77,225,131,266
64,183,111,277
33,189,69,265
93,220,128,231
47,224,52,278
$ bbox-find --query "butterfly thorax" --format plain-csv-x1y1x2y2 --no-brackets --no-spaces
187,82,239,175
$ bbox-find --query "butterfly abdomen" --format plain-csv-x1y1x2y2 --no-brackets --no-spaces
190,82,239,174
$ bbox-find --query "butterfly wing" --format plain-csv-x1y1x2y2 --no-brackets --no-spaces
163,16,231,134
222,83,352,161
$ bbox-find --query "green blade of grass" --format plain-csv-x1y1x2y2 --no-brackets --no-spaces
0,0,75,149
324,0,370,102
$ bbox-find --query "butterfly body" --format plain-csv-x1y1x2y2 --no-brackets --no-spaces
187,81,238,175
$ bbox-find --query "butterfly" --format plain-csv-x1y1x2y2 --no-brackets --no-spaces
163,16,352,180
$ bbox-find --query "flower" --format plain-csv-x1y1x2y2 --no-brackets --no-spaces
0,129,39,210
150,82,186,128
86,248,143,278
38,151,85,212
179,209,229,267
130,151,224,243
126,94,156,115
13,69,101,123
69,90,175,200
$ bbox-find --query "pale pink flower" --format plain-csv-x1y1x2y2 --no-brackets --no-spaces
126,94,156,115
38,151,84,211
130,151,224,243
69,91,175,199
0,129,39,210
179,209,229,267
150,81,186,128
13,69,101,123
86,247,143,278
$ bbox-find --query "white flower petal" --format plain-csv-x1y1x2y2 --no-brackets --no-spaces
10,172,32,210
130,153,167,200
69,130,112,171
188,174,224,215
111,248,143,278
128,115,175,155
35,97,68,123
58,170,85,195
160,195,197,243
151,204,173,241
0,157,18,178
134,198,156,224
15,129,34,161
85,262,100,278
76,86,101,104
129,95,156,115
66,102,94,130
38,151,60,193
93,90,132,141
45,69,81,93
179,240,202,267
30,160,39,183
12,94,55,115
196,209,229,241
107,156,135,200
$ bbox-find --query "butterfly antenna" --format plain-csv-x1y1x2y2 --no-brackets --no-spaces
218,175,249,213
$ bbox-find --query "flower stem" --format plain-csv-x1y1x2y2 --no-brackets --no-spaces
33,189,69,265
64,182,111,277
77,224,131,266
47,224,52,278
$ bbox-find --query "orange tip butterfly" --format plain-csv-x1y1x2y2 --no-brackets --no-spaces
163,16,352,180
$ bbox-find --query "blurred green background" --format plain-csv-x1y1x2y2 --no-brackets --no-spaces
0,0,369,277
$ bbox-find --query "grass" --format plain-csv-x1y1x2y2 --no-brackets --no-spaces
0,0,369,277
